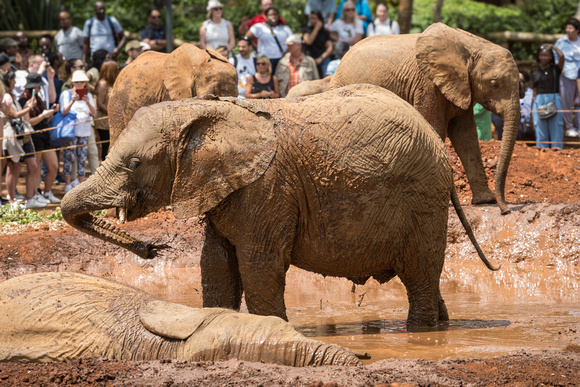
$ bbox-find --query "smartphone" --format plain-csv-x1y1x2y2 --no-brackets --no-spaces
32,89,36,98
76,88,88,99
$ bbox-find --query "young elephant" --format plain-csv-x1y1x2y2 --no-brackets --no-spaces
0,272,362,366
61,84,498,330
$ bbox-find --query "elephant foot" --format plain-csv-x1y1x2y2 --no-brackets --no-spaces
471,190,497,205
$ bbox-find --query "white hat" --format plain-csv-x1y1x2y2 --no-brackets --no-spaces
207,0,224,11
285,34,302,45
71,70,90,83
140,42,151,51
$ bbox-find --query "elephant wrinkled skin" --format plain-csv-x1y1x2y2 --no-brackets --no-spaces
0,272,362,366
108,43,238,145
61,84,497,330
329,23,521,214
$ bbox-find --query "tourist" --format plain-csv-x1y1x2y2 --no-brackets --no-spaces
275,34,319,97
82,1,126,62
238,0,286,36
55,11,84,61
555,18,580,138
14,31,33,70
18,73,60,204
366,3,399,37
59,70,96,193
335,0,372,31
140,8,168,53
199,0,235,55
95,60,119,160
304,0,336,26
245,55,280,99
1,70,45,209
329,1,364,47
246,7,293,72
302,10,333,78
230,36,257,98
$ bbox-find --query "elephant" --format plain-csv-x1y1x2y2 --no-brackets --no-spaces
61,84,498,330
329,23,521,214
0,272,362,366
107,43,238,145
286,76,332,98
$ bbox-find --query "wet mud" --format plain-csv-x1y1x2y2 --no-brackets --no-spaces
1,140,580,385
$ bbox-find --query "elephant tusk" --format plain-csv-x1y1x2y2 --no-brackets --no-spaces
118,207,127,223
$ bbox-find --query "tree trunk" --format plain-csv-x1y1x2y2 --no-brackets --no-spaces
433,0,444,23
399,0,414,34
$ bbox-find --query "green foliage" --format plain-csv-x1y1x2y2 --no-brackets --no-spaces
0,204,63,226
0,0,63,30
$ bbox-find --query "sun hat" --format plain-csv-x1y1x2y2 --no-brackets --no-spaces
125,40,141,52
71,69,90,83
24,72,44,89
284,34,302,45
0,38,18,52
207,0,224,11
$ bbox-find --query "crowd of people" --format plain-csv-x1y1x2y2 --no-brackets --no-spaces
2,0,580,209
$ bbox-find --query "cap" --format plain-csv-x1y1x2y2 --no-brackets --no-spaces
24,72,45,89
0,38,19,52
0,53,9,67
71,70,90,83
207,0,224,11
284,34,302,45
125,40,142,52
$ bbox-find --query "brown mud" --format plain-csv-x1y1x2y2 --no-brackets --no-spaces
1,140,580,386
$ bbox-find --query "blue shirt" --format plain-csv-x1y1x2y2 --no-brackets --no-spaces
336,0,373,31
83,16,123,56
555,36,580,79
140,25,166,52
304,0,337,24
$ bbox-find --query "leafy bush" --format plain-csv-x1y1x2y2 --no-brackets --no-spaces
0,204,63,226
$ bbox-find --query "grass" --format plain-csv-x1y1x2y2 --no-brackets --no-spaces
0,206,106,226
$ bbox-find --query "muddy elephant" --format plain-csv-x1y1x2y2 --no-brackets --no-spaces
0,272,362,366
108,43,238,145
329,23,520,214
61,84,497,330
286,76,332,98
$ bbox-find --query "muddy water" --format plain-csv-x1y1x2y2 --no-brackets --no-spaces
107,204,580,363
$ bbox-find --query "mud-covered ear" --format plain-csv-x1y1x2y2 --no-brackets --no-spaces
163,43,210,100
139,300,205,340
415,23,472,110
170,101,277,219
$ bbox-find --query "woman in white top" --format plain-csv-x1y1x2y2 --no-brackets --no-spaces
246,7,293,73
59,70,95,193
366,2,400,37
329,1,363,46
199,0,235,55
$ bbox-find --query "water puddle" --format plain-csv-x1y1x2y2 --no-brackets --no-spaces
103,204,580,363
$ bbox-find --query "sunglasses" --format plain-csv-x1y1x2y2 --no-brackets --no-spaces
257,62,268,65
344,8,355,11
213,7,223,10
150,15,161,19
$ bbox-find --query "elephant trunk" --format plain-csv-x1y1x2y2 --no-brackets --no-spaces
494,101,520,215
60,168,152,259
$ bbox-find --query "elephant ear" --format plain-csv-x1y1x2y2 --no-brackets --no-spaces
139,300,206,340
170,101,277,219
415,23,472,110
162,44,206,100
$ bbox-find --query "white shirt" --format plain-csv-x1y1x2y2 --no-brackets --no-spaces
366,18,400,36
329,19,364,43
59,89,95,137
250,23,293,60
229,54,257,98
204,19,230,50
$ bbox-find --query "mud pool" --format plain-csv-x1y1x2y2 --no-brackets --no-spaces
65,203,577,364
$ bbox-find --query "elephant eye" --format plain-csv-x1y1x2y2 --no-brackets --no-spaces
127,158,141,171
490,80,499,88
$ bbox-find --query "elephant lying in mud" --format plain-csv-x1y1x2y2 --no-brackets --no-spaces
0,272,362,366
286,76,332,98
61,84,498,330
329,23,521,214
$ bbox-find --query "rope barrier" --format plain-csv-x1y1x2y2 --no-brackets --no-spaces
0,140,110,161
0,116,108,142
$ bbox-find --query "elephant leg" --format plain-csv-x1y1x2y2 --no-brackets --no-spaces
448,112,496,205
201,220,243,310
237,246,290,321
396,224,448,330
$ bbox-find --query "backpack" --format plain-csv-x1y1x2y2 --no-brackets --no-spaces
232,55,257,72
87,16,119,47
369,19,392,34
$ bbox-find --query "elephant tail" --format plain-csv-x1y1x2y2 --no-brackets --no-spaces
451,185,501,271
